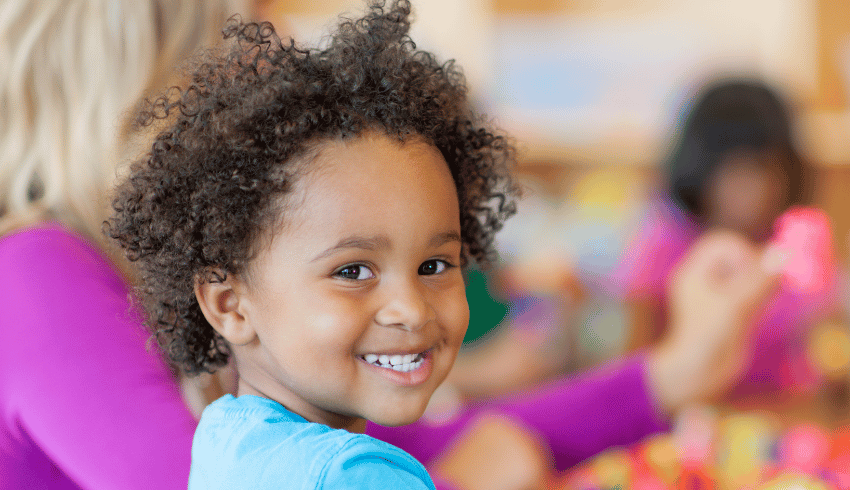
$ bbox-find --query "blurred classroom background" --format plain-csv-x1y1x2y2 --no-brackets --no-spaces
259,0,850,374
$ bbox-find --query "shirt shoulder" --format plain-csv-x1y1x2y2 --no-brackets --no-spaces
317,433,434,490
617,198,699,297
0,222,125,292
190,395,434,490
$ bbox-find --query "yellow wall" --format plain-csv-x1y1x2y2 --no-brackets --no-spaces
815,0,850,111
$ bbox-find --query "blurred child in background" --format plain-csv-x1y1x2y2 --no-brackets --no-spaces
619,79,838,397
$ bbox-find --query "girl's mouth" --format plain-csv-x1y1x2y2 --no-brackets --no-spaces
360,352,426,372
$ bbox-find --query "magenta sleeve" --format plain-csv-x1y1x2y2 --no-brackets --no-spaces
0,225,197,489
489,353,669,470
368,354,669,473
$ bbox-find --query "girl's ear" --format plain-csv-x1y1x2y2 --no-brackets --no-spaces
195,272,257,346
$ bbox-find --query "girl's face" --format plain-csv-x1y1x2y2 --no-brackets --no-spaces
227,132,469,431
703,148,790,242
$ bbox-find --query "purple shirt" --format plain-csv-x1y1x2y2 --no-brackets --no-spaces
0,224,197,489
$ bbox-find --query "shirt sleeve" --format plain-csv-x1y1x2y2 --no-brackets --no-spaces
0,227,197,490
318,437,435,490
369,354,668,473
492,353,669,471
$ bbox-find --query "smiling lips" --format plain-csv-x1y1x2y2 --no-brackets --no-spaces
358,349,434,386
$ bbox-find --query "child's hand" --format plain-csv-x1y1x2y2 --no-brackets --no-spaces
647,230,784,415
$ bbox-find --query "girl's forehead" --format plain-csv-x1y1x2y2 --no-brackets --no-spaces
298,132,446,187
278,131,458,231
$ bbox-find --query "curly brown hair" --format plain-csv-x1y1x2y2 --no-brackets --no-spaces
107,0,518,375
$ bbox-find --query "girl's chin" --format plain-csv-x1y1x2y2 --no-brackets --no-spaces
367,402,430,427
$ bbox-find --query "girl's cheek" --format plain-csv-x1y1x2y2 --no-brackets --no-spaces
308,291,372,329
446,289,471,340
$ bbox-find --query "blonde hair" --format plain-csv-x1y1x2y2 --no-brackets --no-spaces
0,0,243,241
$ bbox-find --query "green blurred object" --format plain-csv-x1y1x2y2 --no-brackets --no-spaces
463,267,509,345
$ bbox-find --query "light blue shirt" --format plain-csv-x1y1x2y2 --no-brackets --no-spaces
189,394,435,490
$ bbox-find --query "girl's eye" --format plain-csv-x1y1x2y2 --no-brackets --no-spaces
419,259,450,276
335,264,375,281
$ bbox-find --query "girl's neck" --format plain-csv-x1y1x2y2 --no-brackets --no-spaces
236,378,367,433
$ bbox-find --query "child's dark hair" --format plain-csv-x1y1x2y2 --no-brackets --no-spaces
667,79,810,218
107,0,518,375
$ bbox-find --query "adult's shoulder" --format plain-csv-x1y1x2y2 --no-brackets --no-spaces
1,222,104,265
0,222,125,290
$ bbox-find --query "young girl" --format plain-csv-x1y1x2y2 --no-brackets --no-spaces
619,79,837,396
108,3,783,488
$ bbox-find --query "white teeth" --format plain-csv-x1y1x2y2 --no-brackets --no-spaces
363,352,426,372
390,359,421,372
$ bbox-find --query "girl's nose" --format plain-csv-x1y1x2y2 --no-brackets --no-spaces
375,281,436,331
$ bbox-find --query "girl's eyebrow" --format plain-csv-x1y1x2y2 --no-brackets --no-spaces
311,231,462,262
430,231,462,248
311,235,391,262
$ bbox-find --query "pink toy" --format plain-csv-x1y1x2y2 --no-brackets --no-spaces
780,423,831,473
770,206,834,296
